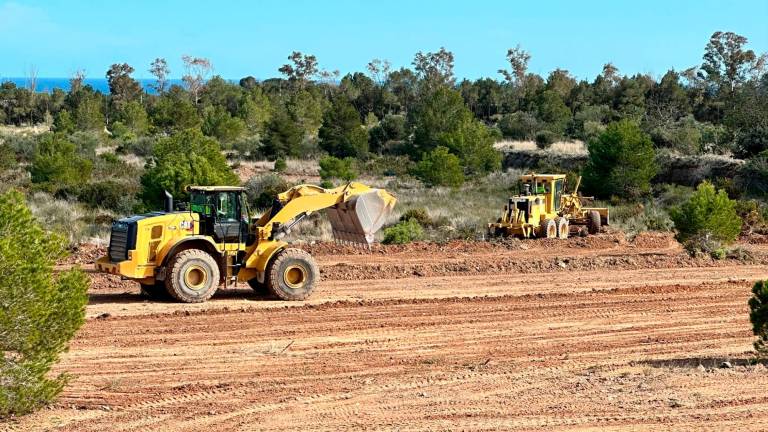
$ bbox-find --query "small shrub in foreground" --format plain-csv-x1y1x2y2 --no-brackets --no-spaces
412,146,464,188
749,280,768,357
383,219,424,244
0,190,89,417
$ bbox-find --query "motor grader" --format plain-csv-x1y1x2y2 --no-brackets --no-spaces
96,182,396,303
487,173,609,239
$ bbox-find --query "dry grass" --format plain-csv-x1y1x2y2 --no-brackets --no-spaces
0,124,50,136
27,192,111,247
234,159,321,183
495,139,587,155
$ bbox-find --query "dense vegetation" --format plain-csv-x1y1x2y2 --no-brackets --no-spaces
0,31,766,248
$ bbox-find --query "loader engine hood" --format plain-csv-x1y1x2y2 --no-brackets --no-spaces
108,212,171,262
326,189,396,245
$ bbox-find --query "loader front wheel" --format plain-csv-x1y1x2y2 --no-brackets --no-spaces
555,217,569,239
587,211,602,235
166,249,220,303
267,248,318,301
539,218,557,239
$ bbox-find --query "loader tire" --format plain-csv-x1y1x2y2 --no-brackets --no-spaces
587,211,602,235
539,218,557,239
555,217,569,239
140,282,170,300
267,248,318,301
165,249,220,303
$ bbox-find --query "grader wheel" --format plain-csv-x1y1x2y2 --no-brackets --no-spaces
267,248,319,301
587,211,602,235
539,218,557,239
165,249,220,303
555,217,569,239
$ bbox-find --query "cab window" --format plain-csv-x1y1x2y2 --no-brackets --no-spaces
217,192,238,221
554,179,564,210
190,193,214,216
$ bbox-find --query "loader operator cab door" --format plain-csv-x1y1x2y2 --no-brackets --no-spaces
190,189,248,244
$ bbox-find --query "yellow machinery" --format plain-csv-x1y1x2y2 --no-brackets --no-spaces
96,182,396,303
487,173,609,239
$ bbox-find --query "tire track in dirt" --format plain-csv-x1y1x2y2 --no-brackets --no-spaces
7,277,768,431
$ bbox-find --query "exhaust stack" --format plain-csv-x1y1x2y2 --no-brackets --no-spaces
164,190,173,213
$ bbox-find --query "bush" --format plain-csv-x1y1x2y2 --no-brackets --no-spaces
583,120,657,200
318,98,369,158
534,130,558,149
412,146,464,187
244,173,291,209
498,112,538,140
749,280,768,356
0,190,89,417
368,114,407,154
670,181,741,244
29,133,93,193
116,135,156,157
382,219,424,244
273,158,287,173
437,119,501,176
319,156,358,182
76,179,138,214
399,208,433,227
140,129,239,207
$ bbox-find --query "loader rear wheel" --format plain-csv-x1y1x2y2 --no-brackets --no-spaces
539,218,557,239
555,217,569,239
587,211,602,235
166,249,220,303
267,248,318,301
140,282,169,299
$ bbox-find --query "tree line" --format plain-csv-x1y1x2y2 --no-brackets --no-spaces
0,31,766,198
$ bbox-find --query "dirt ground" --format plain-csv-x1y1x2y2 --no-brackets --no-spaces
6,233,768,431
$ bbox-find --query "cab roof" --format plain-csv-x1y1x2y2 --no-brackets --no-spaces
520,173,566,181
188,185,245,192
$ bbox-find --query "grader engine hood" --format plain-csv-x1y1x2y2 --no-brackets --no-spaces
326,189,396,245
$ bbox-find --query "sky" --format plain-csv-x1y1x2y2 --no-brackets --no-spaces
1,0,767,82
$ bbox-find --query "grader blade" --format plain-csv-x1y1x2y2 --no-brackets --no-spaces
326,190,396,246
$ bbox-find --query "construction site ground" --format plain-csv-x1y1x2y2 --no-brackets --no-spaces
6,232,768,431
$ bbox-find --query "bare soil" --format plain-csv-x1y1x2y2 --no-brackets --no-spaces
6,233,768,431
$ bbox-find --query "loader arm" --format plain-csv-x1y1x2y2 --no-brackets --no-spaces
239,182,396,283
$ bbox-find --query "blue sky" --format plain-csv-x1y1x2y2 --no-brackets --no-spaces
1,0,766,81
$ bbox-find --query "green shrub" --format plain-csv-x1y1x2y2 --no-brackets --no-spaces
412,146,464,187
534,130,558,149
140,129,239,207
749,280,768,356
583,120,658,200
76,179,138,214
670,181,741,244
244,173,291,209
318,97,369,158
319,156,358,181
319,180,334,189
383,219,424,244
400,208,433,227
362,155,414,177
0,190,89,417
29,133,93,193
498,112,538,140
273,158,287,173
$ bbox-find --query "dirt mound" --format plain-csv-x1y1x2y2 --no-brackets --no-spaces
62,243,106,266
630,231,677,248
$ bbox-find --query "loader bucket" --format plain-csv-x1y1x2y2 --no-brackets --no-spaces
326,189,396,245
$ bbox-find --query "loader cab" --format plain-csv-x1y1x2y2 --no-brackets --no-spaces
188,186,251,245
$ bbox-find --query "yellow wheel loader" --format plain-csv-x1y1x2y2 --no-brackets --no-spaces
487,173,609,239
96,182,396,303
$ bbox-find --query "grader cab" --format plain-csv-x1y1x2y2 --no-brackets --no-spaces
488,173,609,239
96,182,396,303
